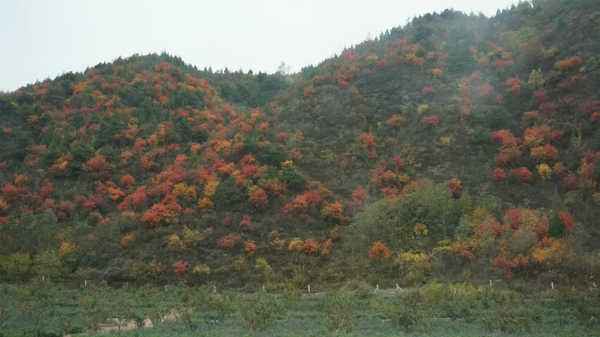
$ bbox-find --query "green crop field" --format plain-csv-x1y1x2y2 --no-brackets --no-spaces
1,282,598,337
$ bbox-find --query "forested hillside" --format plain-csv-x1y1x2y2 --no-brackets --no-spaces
1,0,600,288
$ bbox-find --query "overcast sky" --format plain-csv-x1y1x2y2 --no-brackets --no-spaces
1,0,520,91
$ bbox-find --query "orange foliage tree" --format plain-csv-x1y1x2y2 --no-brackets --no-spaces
141,195,182,226
248,186,268,208
368,241,391,260
321,201,344,222
447,178,463,198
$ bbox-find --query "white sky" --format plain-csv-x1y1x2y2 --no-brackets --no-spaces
1,0,520,91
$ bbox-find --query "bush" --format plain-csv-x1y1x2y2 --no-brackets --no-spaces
134,286,174,329
204,291,236,325
79,288,114,331
480,300,536,333
3,284,79,337
378,291,427,331
446,283,483,320
555,288,600,328
339,279,373,299
239,292,285,331
323,291,355,333
171,286,210,331
348,184,472,254
0,253,33,281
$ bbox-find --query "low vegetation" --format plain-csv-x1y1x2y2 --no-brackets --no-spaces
1,282,599,337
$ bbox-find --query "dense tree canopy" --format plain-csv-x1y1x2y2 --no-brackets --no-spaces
1,0,599,287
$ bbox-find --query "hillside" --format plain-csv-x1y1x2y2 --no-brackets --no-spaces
1,0,600,288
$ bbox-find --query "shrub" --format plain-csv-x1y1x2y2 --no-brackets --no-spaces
239,292,285,331
379,291,427,331
348,184,471,254
427,283,479,321
0,253,33,281
174,286,211,331
340,279,373,299
555,289,600,328
395,251,432,286
481,304,534,333
323,291,355,333
204,292,236,325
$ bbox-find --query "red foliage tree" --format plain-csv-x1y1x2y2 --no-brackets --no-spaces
511,167,533,183
561,175,578,191
422,85,434,95
2,183,19,199
505,77,521,95
282,190,323,215
504,209,522,230
244,240,257,255
119,186,148,210
493,168,508,182
239,215,254,231
421,115,441,126
479,82,494,97
303,239,319,255
217,233,241,250
351,186,367,207
392,156,404,170
359,132,377,159
84,154,109,172
39,181,54,199
558,211,575,231
174,260,189,277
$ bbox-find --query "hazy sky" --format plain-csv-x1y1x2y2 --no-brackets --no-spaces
1,0,520,91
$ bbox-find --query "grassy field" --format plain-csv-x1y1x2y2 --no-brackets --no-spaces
1,282,599,337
